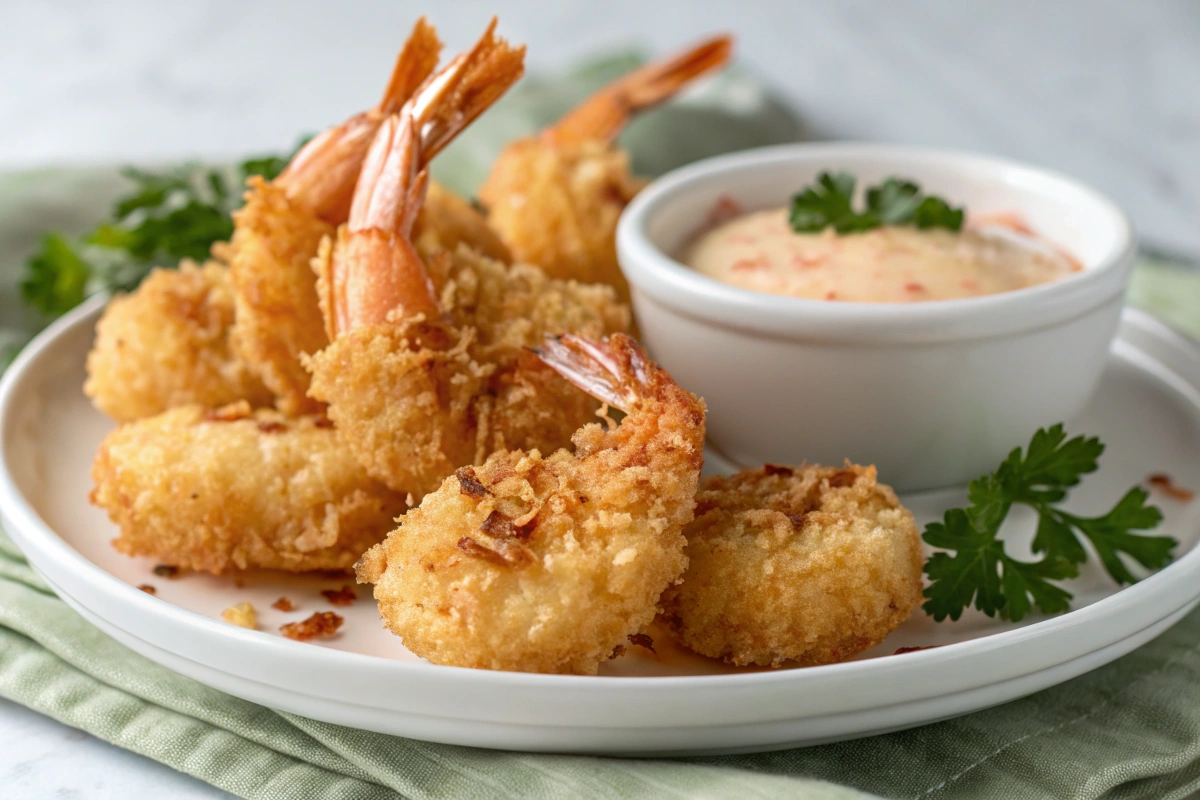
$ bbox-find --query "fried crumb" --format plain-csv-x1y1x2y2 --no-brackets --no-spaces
234,578,245,589
257,420,287,434
280,611,344,641
272,597,296,612
628,633,656,653
320,585,357,606
153,564,180,579
1148,473,1194,501
454,467,490,498
894,645,940,655
138,584,157,595
203,400,253,422
608,644,627,659
221,601,257,629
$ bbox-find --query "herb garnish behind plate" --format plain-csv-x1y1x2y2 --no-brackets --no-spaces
20,150,297,319
922,424,1176,622
789,171,964,235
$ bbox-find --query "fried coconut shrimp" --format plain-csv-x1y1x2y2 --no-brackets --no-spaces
356,334,706,674
307,32,630,499
226,18,441,416
229,18,509,415
476,35,732,300
659,464,924,668
84,260,272,422
91,402,406,574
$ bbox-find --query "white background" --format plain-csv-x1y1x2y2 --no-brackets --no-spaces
2,1,1198,797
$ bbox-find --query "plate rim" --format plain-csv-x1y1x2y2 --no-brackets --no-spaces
3,298,1200,704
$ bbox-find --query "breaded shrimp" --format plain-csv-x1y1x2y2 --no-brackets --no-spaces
307,29,630,498
84,261,272,422
227,18,443,416
356,333,706,674
476,35,732,300
659,464,924,668
91,402,406,575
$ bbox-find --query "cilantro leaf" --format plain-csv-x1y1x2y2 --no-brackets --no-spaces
789,172,964,235
922,426,1175,622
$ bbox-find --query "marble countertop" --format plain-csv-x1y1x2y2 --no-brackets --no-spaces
2,0,1198,797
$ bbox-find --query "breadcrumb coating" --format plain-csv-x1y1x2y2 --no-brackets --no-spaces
91,403,406,574
228,179,509,417
477,139,643,301
228,177,335,416
356,334,705,674
84,261,272,422
307,244,630,499
660,464,924,668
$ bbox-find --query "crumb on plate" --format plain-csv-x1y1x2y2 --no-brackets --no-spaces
280,611,343,641
320,585,357,606
272,597,296,612
221,601,257,629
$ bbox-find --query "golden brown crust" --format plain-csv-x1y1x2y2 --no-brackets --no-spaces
417,182,512,264
477,139,643,301
90,404,406,574
306,246,631,498
660,464,924,668
228,178,334,416
355,344,705,674
84,261,272,422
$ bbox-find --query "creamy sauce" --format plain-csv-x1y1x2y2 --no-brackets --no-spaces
681,208,1077,303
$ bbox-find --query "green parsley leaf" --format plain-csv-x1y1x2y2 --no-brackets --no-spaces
922,425,1175,622
18,135,309,322
789,171,858,233
21,234,92,316
913,195,964,231
865,178,922,225
788,172,964,235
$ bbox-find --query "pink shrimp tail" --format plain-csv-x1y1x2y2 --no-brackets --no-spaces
327,19,525,335
275,17,443,223
532,334,655,413
544,34,733,146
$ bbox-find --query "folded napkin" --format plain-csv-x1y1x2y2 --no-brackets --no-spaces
4,54,1200,800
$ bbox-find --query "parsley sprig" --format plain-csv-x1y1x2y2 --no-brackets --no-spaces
20,151,296,319
923,425,1175,622
789,172,964,235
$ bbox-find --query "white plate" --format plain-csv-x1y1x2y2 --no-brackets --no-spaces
3,298,1200,756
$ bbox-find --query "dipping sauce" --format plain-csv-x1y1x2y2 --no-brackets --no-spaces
682,208,1077,303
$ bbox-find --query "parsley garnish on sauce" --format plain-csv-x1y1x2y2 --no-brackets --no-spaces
20,148,298,319
922,425,1175,623
789,172,964,235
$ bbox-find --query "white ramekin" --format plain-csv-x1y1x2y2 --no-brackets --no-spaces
616,143,1136,491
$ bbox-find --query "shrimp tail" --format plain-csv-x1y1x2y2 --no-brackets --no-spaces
275,19,442,223
531,333,654,413
414,17,527,162
544,34,733,146
328,19,525,334
377,17,444,115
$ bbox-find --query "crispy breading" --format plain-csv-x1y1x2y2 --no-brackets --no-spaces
660,464,924,668
91,404,406,574
228,177,335,416
227,178,507,417
478,139,643,301
356,334,705,674
307,244,631,499
417,182,512,264
84,261,271,422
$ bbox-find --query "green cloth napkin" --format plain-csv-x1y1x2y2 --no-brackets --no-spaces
4,54,1200,800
